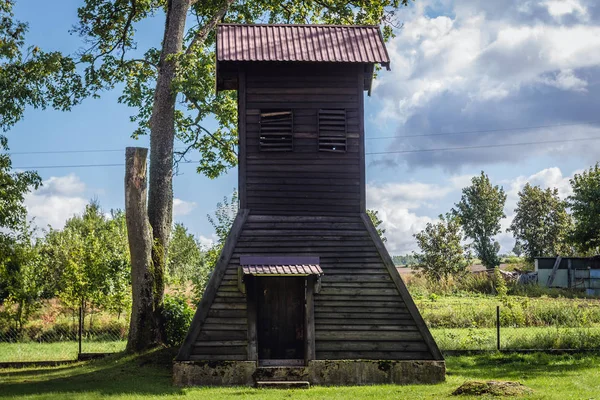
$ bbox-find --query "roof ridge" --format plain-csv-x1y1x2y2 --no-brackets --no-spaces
218,23,380,29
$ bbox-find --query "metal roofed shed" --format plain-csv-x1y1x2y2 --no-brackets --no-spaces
216,24,390,93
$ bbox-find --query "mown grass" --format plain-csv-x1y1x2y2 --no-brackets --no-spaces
0,341,126,362
1,349,600,399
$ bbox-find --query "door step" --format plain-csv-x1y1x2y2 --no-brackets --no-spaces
254,366,309,382
256,381,310,389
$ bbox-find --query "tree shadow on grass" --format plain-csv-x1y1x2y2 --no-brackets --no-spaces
0,347,184,398
446,352,600,381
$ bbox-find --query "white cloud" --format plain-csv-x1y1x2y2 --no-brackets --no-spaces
543,0,588,20
198,234,217,250
25,174,88,229
366,176,471,252
374,4,600,124
173,198,197,216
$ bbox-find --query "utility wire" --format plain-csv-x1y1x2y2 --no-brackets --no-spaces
7,121,600,157
366,120,600,140
365,136,600,155
13,136,600,169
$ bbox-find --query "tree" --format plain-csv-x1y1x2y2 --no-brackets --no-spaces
72,0,408,347
508,183,572,262
512,242,523,258
167,223,202,285
0,222,44,333
192,190,238,303
367,209,387,242
453,172,506,268
39,201,131,325
1,1,84,132
569,163,600,253
412,214,471,283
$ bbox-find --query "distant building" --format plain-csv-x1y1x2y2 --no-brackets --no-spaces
535,256,600,295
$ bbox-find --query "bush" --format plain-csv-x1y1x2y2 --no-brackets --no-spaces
162,294,194,346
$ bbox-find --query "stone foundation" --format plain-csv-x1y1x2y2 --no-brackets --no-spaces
173,361,256,386
173,360,445,386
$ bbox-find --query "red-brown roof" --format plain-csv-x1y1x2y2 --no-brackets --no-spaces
242,264,323,276
217,24,390,68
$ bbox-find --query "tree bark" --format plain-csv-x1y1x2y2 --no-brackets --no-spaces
125,147,159,352
147,0,191,341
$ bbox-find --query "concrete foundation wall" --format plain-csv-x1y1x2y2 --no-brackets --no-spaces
173,361,256,387
173,360,445,387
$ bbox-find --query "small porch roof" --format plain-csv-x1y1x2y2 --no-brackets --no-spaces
240,256,323,276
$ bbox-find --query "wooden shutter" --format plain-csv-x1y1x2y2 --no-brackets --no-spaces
318,109,347,153
259,110,293,151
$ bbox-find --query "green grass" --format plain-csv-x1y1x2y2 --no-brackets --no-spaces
1,349,600,399
0,341,126,362
432,327,600,350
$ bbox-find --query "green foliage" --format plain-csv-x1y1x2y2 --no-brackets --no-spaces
453,171,507,268
367,209,386,242
72,0,410,178
37,202,131,316
392,254,419,266
508,183,572,262
0,223,44,332
0,1,85,132
192,190,238,303
569,163,600,253
412,214,472,282
512,241,524,257
162,294,194,346
166,223,203,285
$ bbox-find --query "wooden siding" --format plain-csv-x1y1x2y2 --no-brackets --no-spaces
242,63,363,214
188,212,434,361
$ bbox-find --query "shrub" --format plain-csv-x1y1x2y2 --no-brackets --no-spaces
162,294,194,346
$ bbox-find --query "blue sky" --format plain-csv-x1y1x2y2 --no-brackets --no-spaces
9,0,600,254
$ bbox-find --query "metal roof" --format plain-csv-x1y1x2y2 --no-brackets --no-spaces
242,264,324,276
217,24,390,68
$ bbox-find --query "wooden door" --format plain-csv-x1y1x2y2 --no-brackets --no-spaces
256,277,305,361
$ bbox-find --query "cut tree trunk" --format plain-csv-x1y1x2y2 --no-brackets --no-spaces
125,147,159,352
147,0,191,342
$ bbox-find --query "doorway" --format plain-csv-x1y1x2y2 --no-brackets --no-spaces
256,277,305,364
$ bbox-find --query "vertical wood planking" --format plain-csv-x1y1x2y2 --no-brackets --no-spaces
238,69,247,209
306,275,316,362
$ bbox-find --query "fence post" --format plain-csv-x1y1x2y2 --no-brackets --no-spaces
496,305,500,351
78,298,83,357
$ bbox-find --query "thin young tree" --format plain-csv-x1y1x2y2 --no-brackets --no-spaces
453,172,506,269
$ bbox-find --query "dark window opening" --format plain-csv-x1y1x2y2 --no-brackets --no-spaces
318,109,347,153
260,110,293,151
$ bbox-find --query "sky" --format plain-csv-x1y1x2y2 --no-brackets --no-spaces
8,0,600,254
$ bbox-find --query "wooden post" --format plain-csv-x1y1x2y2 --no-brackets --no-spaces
305,276,316,363
125,147,158,352
496,305,501,351
246,276,258,363
78,298,83,356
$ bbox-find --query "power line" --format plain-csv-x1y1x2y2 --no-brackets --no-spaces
366,120,600,140
9,149,124,155
13,136,600,169
365,136,600,155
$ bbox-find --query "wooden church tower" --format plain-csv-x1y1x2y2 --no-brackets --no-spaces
174,24,445,387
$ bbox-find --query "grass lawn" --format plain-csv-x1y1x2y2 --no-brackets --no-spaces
1,349,600,399
432,326,600,350
0,341,127,362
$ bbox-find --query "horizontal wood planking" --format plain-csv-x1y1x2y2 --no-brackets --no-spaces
189,211,436,361
315,351,434,360
242,66,362,214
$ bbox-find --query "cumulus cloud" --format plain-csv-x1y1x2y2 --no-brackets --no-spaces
25,174,88,229
370,0,600,170
366,176,471,252
370,167,580,254
173,198,197,216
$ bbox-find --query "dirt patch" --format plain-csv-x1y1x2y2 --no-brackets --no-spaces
452,380,533,397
